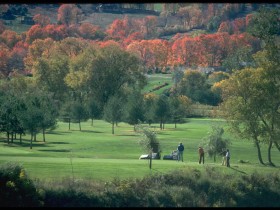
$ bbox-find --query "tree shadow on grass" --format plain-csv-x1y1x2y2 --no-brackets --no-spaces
37,149,70,152
1,140,70,148
78,130,104,133
47,131,71,135
2,141,49,148
116,134,138,137
230,166,247,174
49,142,69,144
157,133,171,135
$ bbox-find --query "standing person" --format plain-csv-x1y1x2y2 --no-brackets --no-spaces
226,149,230,167
198,146,204,164
221,150,227,166
177,142,184,162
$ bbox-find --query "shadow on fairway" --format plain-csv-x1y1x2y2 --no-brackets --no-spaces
230,166,247,174
79,130,104,133
116,134,137,137
38,149,70,152
157,133,171,135
47,131,71,135
49,141,70,144
3,141,49,148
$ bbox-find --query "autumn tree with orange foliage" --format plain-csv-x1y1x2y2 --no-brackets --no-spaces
142,16,158,39
126,39,170,73
57,4,82,26
24,38,55,72
106,15,142,41
0,20,6,34
0,29,21,48
170,35,203,67
33,14,51,27
25,25,45,44
78,22,105,40
217,21,233,34
0,44,10,78
7,41,28,75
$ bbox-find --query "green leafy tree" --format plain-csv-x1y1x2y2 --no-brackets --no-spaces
135,123,160,169
0,90,23,144
178,69,209,104
220,66,280,166
169,95,191,128
207,71,230,85
124,91,146,131
247,6,280,47
69,100,88,131
220,7,280,166
65,46,98,103
86,97,102,126
143,93,158,126
38,93,58,142
88,44,146,108
154,94,170,130
19,92,44,149
222,46,255,73
202,125,231,162
172,67,184,93
32,55,70,101
59,102,72,130
103,94,124,135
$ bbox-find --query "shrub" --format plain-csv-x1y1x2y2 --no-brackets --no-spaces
0,162,43,207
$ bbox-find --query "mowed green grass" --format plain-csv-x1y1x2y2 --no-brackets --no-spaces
0,118,279,182
142,74,173,94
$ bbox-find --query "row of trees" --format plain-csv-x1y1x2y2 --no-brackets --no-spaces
23,36,228,107
0,29,261,81
0,75,192,147
0,79,57,148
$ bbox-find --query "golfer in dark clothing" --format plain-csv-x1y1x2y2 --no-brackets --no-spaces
226,149,230,167
177,142,184,162
198,147,204,164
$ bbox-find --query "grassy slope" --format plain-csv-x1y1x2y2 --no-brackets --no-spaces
0,118,279,182
142,74,173,94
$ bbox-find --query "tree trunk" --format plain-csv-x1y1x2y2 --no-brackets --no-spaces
254,137,265,165
69,118,71,130
34,133,37,142
214,154,216,163
20,134,22,144
149,152,152,169
11,132,14,143
30,133,33,149
112,122,115,135
268,140,275,166
7,132,9,144
79,119,81,131
43,128,46,142
175,122,177,129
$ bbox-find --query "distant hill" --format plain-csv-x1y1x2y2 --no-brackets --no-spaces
2,3,276,36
